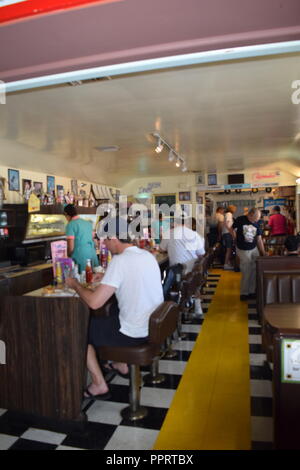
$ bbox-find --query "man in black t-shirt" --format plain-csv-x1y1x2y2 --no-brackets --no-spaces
233,208,266,301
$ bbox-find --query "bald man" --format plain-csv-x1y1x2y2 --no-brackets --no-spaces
233,208,266,301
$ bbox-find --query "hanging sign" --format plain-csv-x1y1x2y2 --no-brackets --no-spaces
224,183,251,190
0,0,119,25
252,171,281,182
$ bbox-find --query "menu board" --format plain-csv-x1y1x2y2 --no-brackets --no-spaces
154,195,176,214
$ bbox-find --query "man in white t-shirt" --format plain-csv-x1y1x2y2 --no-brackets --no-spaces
66,217,164,400
160,218,205,274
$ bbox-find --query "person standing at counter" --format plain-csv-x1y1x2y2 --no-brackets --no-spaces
64,204,99,273
66,216,164,400
267,205,287,236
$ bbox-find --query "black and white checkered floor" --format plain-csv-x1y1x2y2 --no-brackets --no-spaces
0,274,219,451
248,300,273,450
0,272,274,450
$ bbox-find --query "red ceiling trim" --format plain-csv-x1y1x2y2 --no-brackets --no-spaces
0,0,119,25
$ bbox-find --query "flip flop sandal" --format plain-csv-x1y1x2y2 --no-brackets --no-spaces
84,387,111,401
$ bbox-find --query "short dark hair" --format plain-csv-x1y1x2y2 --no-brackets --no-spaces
64,204,77,217
285,235,300,252
273,206,281,212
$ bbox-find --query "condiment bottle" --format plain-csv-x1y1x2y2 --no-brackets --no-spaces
56,261,63,284
86,259,93,284
101,247,107,269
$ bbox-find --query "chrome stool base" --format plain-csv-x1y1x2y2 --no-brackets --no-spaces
143,373,165,385
121,405,148,421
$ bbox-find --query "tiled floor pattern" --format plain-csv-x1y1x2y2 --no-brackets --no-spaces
248,301,273,450
0,274,220,451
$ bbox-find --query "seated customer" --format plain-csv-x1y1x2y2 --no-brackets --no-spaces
66,217,164,399
160,217,205,274
284,235,300,256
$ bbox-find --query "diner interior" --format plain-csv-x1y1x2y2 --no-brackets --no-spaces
0,0,300,451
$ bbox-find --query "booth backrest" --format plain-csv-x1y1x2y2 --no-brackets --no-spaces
264,272,300,305
256,256,300,322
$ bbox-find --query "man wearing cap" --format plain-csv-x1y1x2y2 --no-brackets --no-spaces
66,216,164,400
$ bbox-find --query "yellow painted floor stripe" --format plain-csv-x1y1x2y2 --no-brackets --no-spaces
154,269,251,450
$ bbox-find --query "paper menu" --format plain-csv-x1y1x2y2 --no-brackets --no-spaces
51,240,67,277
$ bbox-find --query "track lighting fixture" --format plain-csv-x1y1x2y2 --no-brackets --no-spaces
168,150,175,162
181,164,187,172
155,138,164,153
151,132,188,172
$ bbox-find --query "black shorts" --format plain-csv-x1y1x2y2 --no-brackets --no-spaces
88,304,148,348
222,233,233,249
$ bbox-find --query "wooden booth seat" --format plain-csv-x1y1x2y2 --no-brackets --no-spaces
262,271,300,362
263,304,300,450
256,256,300,323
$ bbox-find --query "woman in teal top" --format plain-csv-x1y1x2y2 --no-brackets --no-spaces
64,204,99,273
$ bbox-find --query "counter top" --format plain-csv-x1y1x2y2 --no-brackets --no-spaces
0,263,52,279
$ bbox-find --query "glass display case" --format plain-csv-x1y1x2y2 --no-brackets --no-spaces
25,214,67,240
79,214,98,231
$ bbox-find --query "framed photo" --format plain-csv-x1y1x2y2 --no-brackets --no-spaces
56,184,64,193
208,174,217,186
180,204,192,217
179,191,191,201
71,179,78,196
196,192,203,204
33,181,43,195
47,176,55,194
8,169,20,191
195,173,204,185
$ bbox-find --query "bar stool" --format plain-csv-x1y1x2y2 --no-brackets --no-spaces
97,301,179,421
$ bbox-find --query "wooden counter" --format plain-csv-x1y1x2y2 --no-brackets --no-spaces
0,263,53,296
0,295,90,424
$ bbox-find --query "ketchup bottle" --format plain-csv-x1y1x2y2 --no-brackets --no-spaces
85,259,93,283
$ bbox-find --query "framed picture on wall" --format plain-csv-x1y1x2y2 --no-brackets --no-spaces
56,184,64,193
33,181,43,195
179,191,191,201
208,173,217,186
195,173,204,185
47,176,55,194
8,169,20,191
71,179,78,196
196,192,203,204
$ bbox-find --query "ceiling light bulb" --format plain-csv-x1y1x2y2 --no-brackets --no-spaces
168,150,175,162
175,159,181,168
296,178,300,184
155,139,163,153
